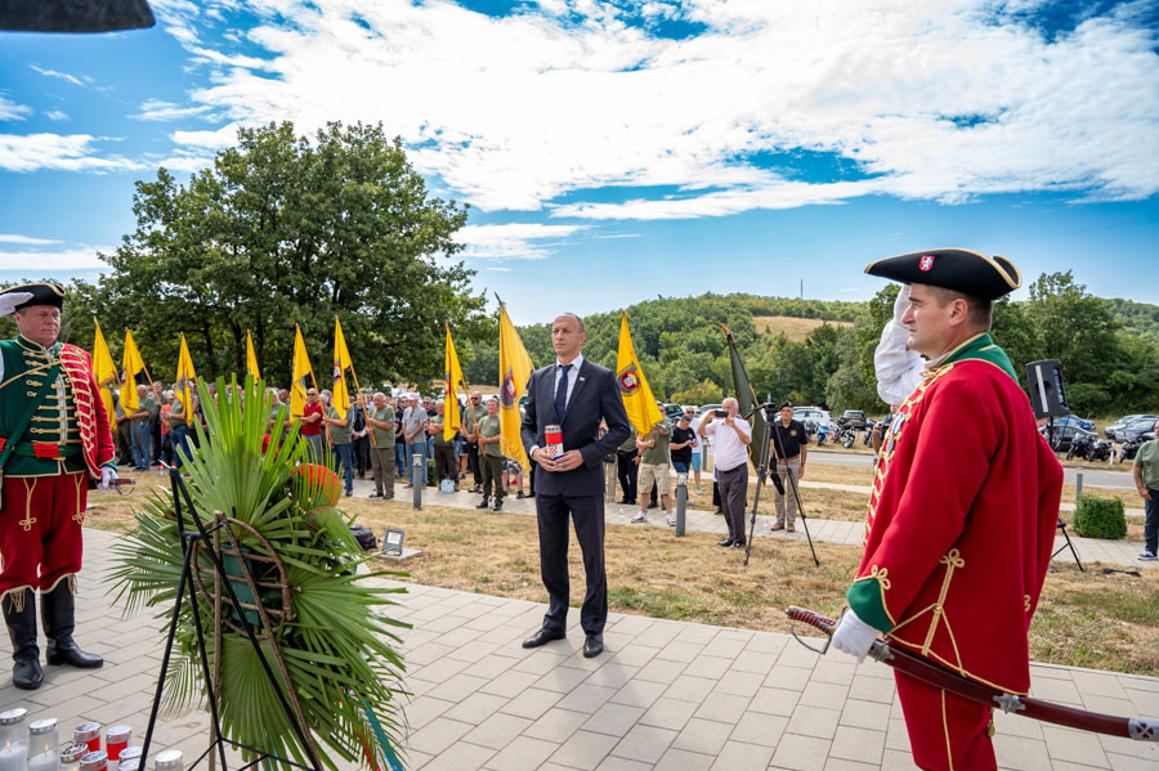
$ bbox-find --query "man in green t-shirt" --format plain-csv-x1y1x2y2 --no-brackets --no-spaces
477,397,505,511
365,392,396,499
1133,418,1159,560
322,396,355,497
633,419,673,525
460,391,488,493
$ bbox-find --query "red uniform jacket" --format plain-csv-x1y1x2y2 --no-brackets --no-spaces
60,343,116,477
847,333,1063,695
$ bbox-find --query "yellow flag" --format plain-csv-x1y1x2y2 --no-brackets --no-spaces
121,329,148,411
175,333,197,422
616,311,664,435
497,302,534,469
92,320,118,421
331,317,353,419
290,325,315,419
444,324,467,441
245,330,261,381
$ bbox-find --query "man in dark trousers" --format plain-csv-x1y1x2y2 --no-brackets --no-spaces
521,313,630,658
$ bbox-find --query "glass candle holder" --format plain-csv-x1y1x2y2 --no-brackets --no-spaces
0,708,27,747
28,718,60,771
60,743,88,768
105,726,131,762
78,750,108,771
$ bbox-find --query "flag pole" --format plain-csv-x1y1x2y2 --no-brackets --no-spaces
126,327,155,388
338,316,376,448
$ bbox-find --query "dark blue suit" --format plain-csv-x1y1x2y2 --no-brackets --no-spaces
521,358,630,635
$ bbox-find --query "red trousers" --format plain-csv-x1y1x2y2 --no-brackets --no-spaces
0,472,87,598
895,671,996,770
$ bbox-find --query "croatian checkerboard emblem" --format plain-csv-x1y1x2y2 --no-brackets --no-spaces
919,254,935,272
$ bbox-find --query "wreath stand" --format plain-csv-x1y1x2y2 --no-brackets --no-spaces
139,467,323,770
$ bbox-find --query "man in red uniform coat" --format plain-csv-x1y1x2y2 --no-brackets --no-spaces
830,249,1063,770
0,283,115,689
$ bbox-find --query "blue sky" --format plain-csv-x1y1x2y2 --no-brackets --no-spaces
1,0,1157,324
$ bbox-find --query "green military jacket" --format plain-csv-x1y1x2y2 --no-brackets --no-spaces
0,336,86,476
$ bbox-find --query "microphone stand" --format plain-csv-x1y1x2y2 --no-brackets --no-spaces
743,404,821,567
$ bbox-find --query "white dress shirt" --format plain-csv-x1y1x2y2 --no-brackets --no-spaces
704,416,752,472
552,353,584,413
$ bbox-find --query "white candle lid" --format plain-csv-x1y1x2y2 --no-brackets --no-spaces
0,708,27,725
154,749,184,770
29,718,58,735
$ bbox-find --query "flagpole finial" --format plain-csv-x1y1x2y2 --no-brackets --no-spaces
494,291,504,307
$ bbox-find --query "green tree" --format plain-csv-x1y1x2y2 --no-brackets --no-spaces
97,121,483,386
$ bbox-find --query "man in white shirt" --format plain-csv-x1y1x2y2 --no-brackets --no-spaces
698,397,752,548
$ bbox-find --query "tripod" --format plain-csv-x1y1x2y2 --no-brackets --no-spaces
1051,519,1085,572
743,405,820,568
139,466,322,770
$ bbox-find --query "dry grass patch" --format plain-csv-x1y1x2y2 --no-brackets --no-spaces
87,470,1159,676
753,316,852,342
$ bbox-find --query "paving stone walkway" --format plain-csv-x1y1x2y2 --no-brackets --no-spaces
377,478,1156,571
2,529,1155,770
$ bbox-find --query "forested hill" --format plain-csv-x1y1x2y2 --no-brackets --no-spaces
460,276,1159,415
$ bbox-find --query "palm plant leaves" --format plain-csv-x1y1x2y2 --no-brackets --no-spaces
109,376,410,769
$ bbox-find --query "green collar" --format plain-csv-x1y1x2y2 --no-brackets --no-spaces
935,332,1017,381
15,335,61,356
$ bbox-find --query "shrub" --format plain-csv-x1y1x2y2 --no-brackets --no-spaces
1072,494,1127,540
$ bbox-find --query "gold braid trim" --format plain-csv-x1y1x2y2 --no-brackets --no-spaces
1,585,35,612
42,573,78,596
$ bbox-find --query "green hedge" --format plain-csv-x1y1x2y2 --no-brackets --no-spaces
1072,494,1127,540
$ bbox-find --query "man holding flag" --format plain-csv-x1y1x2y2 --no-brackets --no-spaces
171,334,198,466
520,312,630,659
615,312,668,525
0,283,115,689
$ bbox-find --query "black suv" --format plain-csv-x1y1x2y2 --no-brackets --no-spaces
837,410,868,430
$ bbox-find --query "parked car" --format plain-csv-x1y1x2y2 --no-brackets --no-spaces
837,410,868,430
1113,415,1159,444
1039,415,1098,451
1104,414,1159,440
794,406,831,426
662,403,685,421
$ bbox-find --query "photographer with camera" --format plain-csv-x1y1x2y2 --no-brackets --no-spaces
697,397,751,548
770,403,807,533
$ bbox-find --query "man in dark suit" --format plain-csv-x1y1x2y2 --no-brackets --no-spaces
521,313,631,658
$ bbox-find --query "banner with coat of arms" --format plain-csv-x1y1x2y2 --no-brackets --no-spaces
616,311,664,435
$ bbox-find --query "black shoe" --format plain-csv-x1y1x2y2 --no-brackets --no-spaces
470,485,482,493
368,492,382,499
713,509,723,515
522,627,566,649
619,497,630,504
4,589,43,690
475,497,490,509
717,538,735,547
492,501,503,512
583,633,604,658
516,491,526,499
42,583,102,669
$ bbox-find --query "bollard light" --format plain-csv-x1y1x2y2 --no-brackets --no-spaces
675,472,688,537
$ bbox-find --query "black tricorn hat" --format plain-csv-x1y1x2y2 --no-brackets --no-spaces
3,282,66,312
864,248,1021,300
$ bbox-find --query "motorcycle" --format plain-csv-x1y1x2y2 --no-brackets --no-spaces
814,421,829,445
838,426,857,449
1118,435,1147,462
1067,431,1111,462
862,419,877,447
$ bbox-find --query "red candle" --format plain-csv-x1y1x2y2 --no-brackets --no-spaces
106,725,131,761
74,722,102,754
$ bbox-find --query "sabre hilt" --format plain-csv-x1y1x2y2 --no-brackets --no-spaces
785,606,837,635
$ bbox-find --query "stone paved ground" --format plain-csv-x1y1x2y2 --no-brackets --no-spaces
1,529,1155,770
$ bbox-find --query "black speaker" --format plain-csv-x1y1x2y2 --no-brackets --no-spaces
1026,359,1069,419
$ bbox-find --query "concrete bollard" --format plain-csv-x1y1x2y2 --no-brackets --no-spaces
1075,470,1083,500
413,455,424,509
675,472,688,537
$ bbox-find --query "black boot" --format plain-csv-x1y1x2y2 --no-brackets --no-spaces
4,589,43,689
475,496,490,510
42,582,103,669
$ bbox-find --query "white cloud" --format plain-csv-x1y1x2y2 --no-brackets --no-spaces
0,95,31,122
0,234,61,246
131,99,212,121
0,134,145,173
457,223,587,261
44,110,69,122
147,1,1159,219
29,65,89,87
0,246,110,271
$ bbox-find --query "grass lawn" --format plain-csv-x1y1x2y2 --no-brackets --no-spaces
87,471,1159,677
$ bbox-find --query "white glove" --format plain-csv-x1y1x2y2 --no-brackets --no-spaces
0,292,34,316
831,607,879,662
874,284,925,406
99,466,118,490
